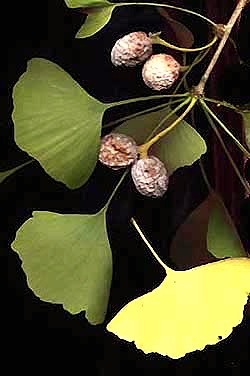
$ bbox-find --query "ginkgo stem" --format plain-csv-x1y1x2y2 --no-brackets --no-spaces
150,33,218,53
200,99,250,158
201,105,250,194
202,97,241,112
102,98,184,129
199,159,213,193
116,3,217,27
0,159,35,184
168,49,210,107
3,159,34,171
138,96,197,157
104,170,129,211
189,108,213,192
182,53,189,91
130,217,171,273
106,93,188,109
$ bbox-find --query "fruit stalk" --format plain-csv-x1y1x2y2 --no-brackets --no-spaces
138,96,197,157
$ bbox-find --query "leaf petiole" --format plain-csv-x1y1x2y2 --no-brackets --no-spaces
103,170,129,211
199,159,213,192
102,98,185,129
0,159,34,184
169,49,210,107
130,217,171,273
115,2,217,27
201,104,250,194
200,99,250,158
202,97,241,112
106,93,189,109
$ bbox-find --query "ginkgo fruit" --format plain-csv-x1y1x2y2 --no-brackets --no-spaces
107,257,250,359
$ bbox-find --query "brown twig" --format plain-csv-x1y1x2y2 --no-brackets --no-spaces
193,0,248,96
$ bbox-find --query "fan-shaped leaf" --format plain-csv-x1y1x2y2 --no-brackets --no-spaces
116,105,207,175
12,210,112,325
207,192,246,258
75,5,116,38
12,58,108,189
107,257,250,359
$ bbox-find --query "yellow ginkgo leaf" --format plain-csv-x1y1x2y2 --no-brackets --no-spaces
107,257,250,359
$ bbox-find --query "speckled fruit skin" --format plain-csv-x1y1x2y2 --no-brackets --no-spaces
99,133,138,170
111,32,153,67
131,155,169,197
142,53,180,91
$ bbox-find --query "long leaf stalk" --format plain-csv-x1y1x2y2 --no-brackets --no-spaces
104,170,129,211
117,2,217,27
168,49,211,108
102,98,185,129
130,217,171,273
200,100,250,158
201,104,250,194
138,96,197,157
203,97,242,112
107,93,188,108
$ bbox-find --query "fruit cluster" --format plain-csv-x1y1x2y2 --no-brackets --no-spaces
98,32,179,197
111,31,180,91
99,133,169,198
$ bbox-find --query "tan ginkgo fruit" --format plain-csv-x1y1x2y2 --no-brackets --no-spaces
142,53,180,91
99,133,138,169
107,233,250,359
111,31,153,67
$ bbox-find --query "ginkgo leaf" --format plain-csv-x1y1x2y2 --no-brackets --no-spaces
75,5,116,38
64,0,116,38
207,192,246,258
107,257,250,359
116,105,207,175
12,58,108,189
12,210,112,325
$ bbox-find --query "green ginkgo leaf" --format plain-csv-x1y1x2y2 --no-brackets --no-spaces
12,210,112,325
64,0,116,38
207,192,246,258
12,58,108,189
75,5,116,38
64,0,112,8
116,105,207,175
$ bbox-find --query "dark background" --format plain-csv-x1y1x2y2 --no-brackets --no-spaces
2,0,250,373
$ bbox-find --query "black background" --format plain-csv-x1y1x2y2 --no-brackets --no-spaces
2,0,250,373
